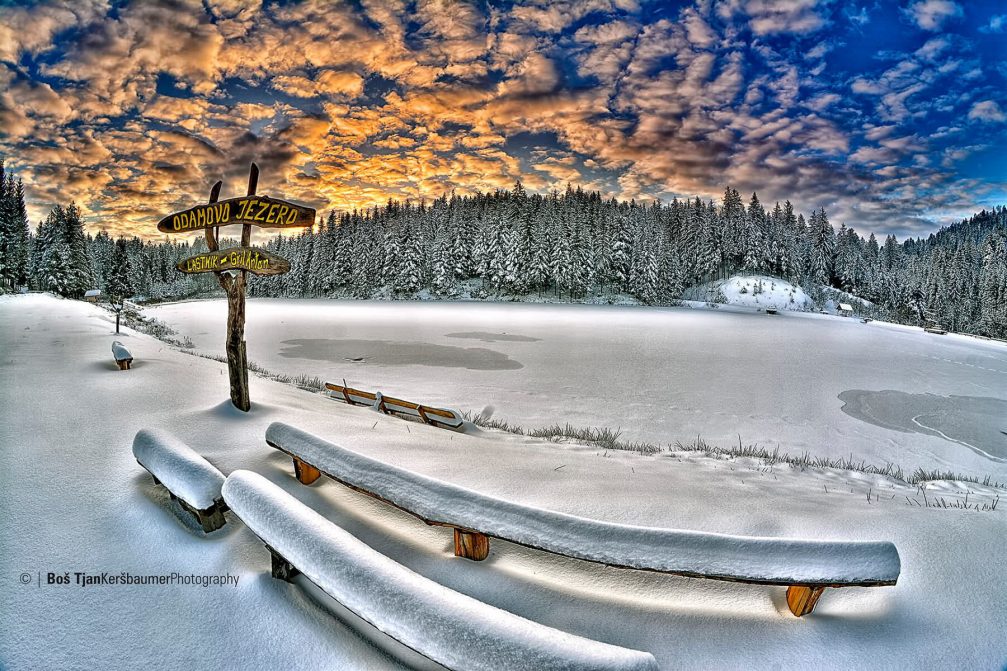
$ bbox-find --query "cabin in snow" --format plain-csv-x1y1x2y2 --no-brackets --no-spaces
838,303,854,317
84,289,101,303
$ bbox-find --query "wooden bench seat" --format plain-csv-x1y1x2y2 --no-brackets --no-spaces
111,340,133,370
325,382,465,430
324,382,378,407
132,429,228,532
222,470,658,671
265,422,901,617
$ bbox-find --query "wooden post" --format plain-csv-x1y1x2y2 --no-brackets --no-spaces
786,585,826,617
292,456,322,485
165,164,312,411
203,167,256,412
453,528,490,560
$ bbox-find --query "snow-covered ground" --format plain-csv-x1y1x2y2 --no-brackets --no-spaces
148,297,1007,476
2,294,1005,670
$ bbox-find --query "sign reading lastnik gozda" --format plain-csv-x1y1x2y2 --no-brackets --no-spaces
157,195,316,233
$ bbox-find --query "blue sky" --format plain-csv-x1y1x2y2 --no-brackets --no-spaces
0,0,1005,240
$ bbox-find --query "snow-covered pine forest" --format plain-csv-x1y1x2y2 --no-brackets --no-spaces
2,157,1005,337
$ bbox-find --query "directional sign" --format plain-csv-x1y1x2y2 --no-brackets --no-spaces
157,195,316,233
176,247,291,276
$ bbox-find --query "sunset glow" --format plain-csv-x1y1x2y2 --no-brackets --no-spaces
1,0,1005,240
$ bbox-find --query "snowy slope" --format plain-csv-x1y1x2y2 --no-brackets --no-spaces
224,470,659,671
682,275,815,311
2,294,1005,670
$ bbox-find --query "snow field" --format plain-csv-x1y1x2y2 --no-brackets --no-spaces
2,294,1005,670
148,297,1007,476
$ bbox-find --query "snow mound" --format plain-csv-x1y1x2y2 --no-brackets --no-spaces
267,423,901,586
223,470,658,671
686,275,814,311
132,429,225,511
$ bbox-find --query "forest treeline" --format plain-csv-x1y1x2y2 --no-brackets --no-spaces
1,158,1005,338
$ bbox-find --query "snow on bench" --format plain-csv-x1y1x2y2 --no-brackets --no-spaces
111,340,133,370
266,422,901,617
324,382,378,407
325,382,465,430
222,470,658,671
132,429,228,532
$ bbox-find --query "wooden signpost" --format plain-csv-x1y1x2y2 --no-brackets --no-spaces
160,163,315,411
176,247,290,275
156,195,315,234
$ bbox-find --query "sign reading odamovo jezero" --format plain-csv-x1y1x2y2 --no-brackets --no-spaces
176,247,291,276
157,195,316,233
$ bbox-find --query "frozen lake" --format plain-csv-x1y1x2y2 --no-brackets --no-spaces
148,299,1007,475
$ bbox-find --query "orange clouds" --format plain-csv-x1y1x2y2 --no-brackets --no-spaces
0,0,993,243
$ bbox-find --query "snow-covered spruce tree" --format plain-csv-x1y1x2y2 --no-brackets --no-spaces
658,245,685,302
106,239,133,334
0,171,26,291
61,203,94,297
0,170,12,291
807,208,835,286
394,222,423,294
743,192,767,273
721,187,746,274
608,214,632,293
978,230,1007,338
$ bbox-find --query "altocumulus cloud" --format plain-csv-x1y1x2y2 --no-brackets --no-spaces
0,0,1004,240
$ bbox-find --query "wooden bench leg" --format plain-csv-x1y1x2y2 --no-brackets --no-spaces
454,528,490,561
292,456,321,485
196,505,227,533
786,585,825,616
268,547,300,582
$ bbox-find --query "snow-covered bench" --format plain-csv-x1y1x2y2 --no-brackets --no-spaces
324,382,378,406
325,382,465,430
222,470,657,671
111,340,133,370
132,429,228,532
266,422,901,617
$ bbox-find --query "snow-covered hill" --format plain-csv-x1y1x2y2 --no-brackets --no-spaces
2,294,1005,670
682,275,814,311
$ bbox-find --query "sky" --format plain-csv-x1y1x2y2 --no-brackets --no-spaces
1,0,1005,242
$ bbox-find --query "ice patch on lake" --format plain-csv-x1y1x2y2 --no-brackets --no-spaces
278,338,524,370
838,390,1007,462
445,331,542,343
